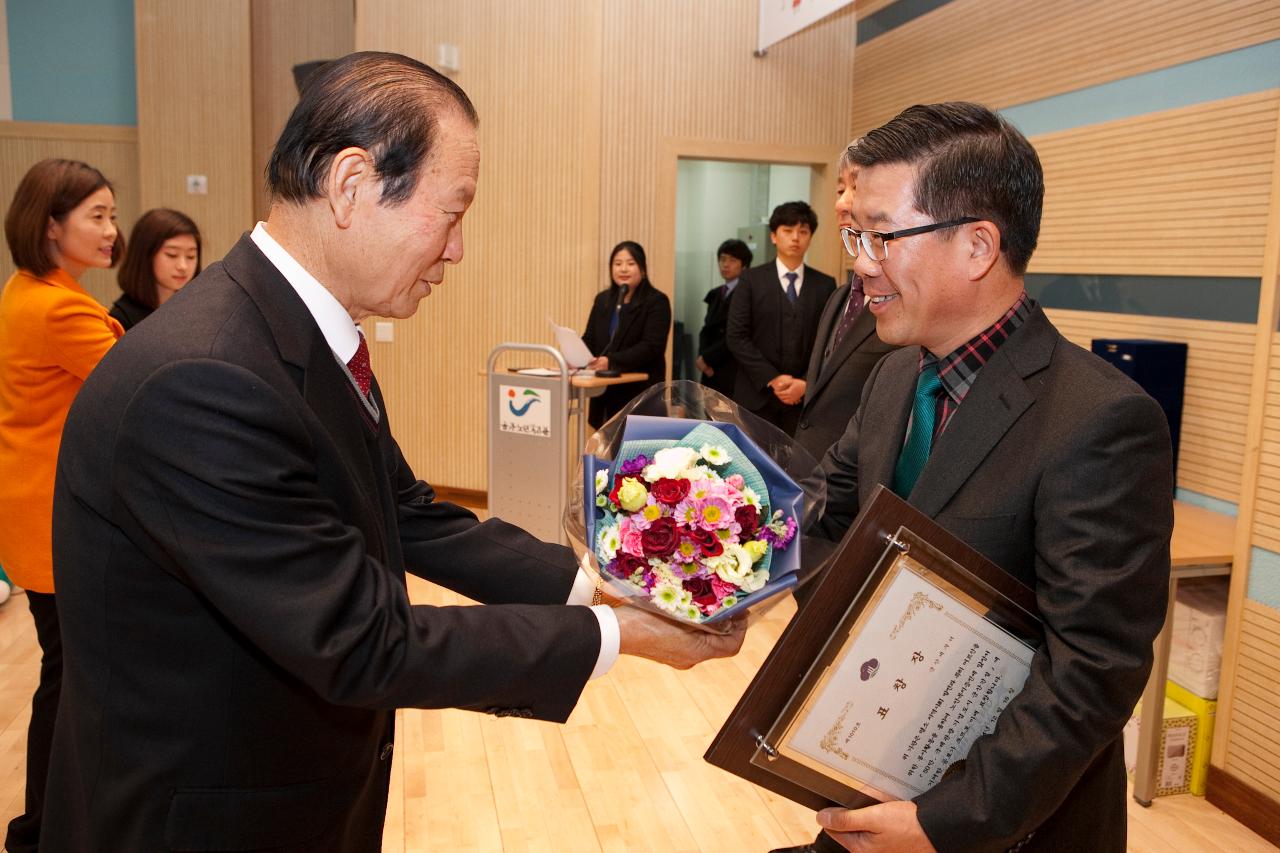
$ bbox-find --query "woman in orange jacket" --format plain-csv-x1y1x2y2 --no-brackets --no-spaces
0,159,124,853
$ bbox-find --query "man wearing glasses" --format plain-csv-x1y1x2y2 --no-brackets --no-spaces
772,102,1173,852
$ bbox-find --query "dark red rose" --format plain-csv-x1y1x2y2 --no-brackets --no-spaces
735,505,760,538
683,576,719,608
641,517,679,557
683,525,723,557
650,477,691,506
615,552,646,577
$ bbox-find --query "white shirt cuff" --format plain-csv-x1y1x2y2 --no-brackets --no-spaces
567,567,619,680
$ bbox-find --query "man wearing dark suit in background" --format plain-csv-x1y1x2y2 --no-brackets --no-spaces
727,201,835,435
44,52,741,853
795,155,897,465
696,238,752,397
772,103,1172,853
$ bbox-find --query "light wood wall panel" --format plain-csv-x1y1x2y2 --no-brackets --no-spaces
356,1,857,490
135,0,254,264
356,0,605,490
1047,308,1254,504
1251,337,1280,550
1222,599,1280,800
250,0,354,221
0,121,139,307
851,0,1280,134
1030,91,1279,278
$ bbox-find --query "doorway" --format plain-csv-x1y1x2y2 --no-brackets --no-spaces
672,158,813,382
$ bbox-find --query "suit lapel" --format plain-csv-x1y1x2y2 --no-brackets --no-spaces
859,349,917,497
907,310,1057,517
223,236,390,560
814,301,876,395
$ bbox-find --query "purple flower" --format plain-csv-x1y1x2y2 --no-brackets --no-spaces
619,454,649,476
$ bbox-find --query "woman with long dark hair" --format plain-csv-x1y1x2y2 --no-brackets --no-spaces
110,207,202,330
582,240,672,427
0,158,124,853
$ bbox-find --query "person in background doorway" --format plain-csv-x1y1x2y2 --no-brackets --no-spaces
110,208,203,330
0,158,125,853
726,201,835,435
583,240,672,427
696,237,752,398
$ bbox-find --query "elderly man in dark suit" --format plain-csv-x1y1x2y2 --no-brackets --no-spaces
727,201,836,435
796,155,897,465
772,103,1172,853
44,52,741,852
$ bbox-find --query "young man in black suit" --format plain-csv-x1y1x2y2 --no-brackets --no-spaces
727,201,836,435
772,103,1173,853
44,52,742,852
696,237,752,397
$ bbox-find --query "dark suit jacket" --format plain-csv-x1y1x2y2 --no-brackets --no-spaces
45,236,601,852
582,280,671,426
726,262,835,412
795,284,896,463
697,282,737,396
816,306,1173,853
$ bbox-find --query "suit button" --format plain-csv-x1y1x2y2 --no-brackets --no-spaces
380,743,393,761
799,421,809,429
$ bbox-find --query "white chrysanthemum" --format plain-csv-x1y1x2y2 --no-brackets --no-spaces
597,524,621,561
720,595,738,609
649,560,679,586
682,604,703,622
595,494,608,508
700,444,731,466
594,469,609,494
741,486,762,508
739,568,768,593
685,464,714,482
652,581,692,614
643,446,700,481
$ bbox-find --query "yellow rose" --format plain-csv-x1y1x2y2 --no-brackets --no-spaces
743,540,768,563
617,477,648,512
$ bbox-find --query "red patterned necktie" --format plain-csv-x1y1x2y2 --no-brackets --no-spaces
347,333,372,396
827,276,866,357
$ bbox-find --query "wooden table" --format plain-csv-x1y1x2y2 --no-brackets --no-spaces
1133,500,1235,806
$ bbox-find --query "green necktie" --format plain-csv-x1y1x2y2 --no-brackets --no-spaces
892,363,943,497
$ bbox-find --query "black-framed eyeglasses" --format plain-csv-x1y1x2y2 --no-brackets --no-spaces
840,217,979,261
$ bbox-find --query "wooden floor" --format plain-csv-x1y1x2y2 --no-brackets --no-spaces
0,579,1274,852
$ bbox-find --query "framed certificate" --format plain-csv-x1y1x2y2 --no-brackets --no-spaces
704,485,1042,810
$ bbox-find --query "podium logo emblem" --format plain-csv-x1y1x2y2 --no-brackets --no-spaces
507,387,542,416
499,384,552,438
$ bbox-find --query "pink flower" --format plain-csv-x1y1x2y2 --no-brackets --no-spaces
711,575,739,599
693,496,734,531
725,474,745,490
619,517,645,557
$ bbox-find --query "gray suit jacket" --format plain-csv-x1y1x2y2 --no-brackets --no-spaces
796,284,897,463
816,305,1173,853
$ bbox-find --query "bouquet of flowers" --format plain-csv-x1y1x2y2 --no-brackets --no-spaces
569,381,824,629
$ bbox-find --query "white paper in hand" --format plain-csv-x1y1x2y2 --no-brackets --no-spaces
549,317,594,368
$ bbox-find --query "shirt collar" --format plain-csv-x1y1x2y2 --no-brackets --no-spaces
724,277,740,294
250,222,362,363
775,258,804,287
923,291,1032,404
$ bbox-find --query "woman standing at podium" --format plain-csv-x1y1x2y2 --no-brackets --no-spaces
582,240,671,427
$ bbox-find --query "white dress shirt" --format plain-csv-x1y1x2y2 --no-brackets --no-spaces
250,223,619,678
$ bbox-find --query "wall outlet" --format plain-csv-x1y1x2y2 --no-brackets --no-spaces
186,175,208,195
374,321,394,343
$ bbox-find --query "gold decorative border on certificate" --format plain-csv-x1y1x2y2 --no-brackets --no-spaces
889,591,944,640
819,702,853,760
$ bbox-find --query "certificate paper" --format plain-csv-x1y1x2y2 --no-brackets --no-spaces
776,553,1034,801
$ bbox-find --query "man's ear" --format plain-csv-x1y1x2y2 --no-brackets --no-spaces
326,147,374,229
966,221,1002,281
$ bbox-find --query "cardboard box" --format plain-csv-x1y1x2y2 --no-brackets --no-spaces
1123,696,1198,797
1166,680,1216,796
1168,579,1228,699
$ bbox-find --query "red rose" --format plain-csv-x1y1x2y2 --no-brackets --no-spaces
683,576,719,608
735,505,760,538
651,477,691,506
683,525,723,557
615,552,646,577
608,474,628,506
641,517,680,557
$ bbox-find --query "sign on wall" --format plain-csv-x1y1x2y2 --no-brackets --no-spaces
757,0,855,53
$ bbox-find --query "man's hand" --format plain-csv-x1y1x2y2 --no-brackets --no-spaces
696,356,714,377
777,378,806,406
769,374,795,403
615,607,745,669
816,802,936,852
